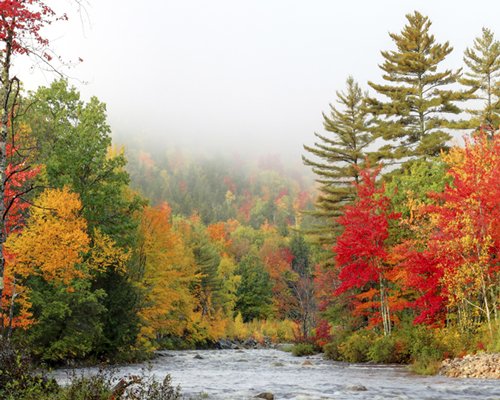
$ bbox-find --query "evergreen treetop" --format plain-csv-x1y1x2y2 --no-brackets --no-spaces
302,76,373,247
367,11,467,160
461,27,500,136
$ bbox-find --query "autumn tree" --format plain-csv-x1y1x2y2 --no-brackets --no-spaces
0,0,66,318
136,204,197,349
367,11,467,161
334,166,399,336
461,28,500,135
288,234,315,338
303,77,373,247
424,132,500,335
0,128,41,334
21,80,145,356
3,188,106,359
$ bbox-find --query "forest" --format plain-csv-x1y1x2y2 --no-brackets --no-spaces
0,2,499,399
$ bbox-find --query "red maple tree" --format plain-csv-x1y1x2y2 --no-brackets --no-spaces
334,165,399,335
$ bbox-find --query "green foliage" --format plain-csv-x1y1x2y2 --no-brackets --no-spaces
302,76,373,247
20,79,145,360
190,228,223,317
291,342,317,357
367,11,467,160
24,279,106,362
386,159,448,215
337,330,376,363
368,335,410,364
0,340,58,400
91,270,142,360
461,27,500,133
323,337,345,361
235,253,273,322
23,79,142,244
394,324,454,374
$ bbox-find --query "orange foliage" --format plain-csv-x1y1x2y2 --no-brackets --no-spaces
3,188,91,328
137,203,198,348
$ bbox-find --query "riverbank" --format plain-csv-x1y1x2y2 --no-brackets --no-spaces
52,349,500,399
439,353,500,379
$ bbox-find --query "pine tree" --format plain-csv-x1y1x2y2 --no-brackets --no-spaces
302,77,373,247
461,28,500,136
367,11,467,160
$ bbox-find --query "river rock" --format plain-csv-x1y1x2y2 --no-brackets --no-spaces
244,338,258,348
255,392,274,400
347,384,367,391
302,360,313,366
439,353,500,379
194,354,204,360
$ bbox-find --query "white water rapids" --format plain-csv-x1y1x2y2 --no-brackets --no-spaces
54,349,500,399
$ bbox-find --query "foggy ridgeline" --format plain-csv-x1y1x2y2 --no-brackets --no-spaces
0,9,499,400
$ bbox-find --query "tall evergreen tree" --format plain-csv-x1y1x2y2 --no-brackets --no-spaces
367,11,467,160
461,27,500,136
302,77,373,246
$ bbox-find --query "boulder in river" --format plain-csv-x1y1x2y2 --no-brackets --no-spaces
347,384,367,391
193,354,204,360
255,392,274,400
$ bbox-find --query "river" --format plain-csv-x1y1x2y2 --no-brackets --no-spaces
54,349,500,399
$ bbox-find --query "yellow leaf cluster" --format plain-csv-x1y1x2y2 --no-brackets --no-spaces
6,187,90,285
88,229,130,274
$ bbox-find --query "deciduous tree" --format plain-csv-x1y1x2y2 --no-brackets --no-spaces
334,166,399,335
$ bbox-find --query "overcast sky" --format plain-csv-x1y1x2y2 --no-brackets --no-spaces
17,0,500,164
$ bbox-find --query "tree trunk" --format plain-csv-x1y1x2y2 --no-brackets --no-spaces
0,31,14,336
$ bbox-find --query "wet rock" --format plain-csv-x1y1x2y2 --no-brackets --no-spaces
244,338,258,348
347,384,367,391
194,354,204,360
302,360,313,366
272,362,285,367
439,353,500,379
255,392,274,400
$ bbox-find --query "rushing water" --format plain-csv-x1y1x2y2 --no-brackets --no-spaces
54,349,500,399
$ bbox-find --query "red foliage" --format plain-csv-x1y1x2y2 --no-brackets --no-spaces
0,0,64,60
333,165,399,330
313,318,331,347
4,141,40,234
334,166,397,294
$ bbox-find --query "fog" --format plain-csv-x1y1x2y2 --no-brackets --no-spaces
18,0,500,165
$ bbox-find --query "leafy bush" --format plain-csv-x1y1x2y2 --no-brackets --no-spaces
323,331,350,361
338,330,375,363
291,343,316,357
368,335,410,364
0,339,58,400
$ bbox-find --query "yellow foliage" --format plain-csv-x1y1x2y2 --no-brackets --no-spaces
6,187,90,285
136,204,199,347
88,229,130,274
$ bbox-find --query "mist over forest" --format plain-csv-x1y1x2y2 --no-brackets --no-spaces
0,2,499,399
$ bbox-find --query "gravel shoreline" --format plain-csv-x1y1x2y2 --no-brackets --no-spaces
439,353,500,379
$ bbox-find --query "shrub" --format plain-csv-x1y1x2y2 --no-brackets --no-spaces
323,331,350,361
368,335,410,364
0,339,58,400
338,331,375,363
291,343,316,357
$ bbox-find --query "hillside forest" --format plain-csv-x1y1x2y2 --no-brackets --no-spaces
0,4,498,378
